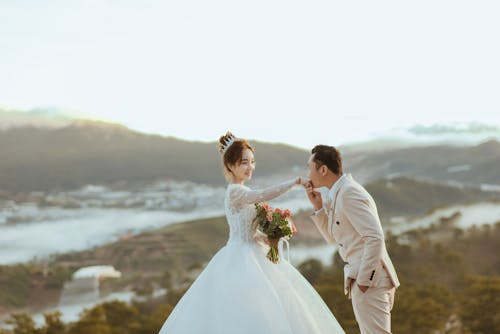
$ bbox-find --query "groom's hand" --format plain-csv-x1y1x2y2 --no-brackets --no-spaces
304,181,323,210
358,284,369,293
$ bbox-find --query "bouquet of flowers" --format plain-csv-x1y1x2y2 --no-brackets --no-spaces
254,202,297,263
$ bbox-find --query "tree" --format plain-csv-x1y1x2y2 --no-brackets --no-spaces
40,311,66,334
460,276,500,334
101,301,141,334
139,303,173,334
392,283,452,333
6,313,40,334
68,306,111,334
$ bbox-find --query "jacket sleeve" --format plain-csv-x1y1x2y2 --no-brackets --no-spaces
310,209,335,244
343,187,384,287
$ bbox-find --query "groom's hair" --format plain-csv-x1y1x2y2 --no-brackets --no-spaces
311,145,343,175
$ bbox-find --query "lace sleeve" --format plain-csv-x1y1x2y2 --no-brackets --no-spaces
228,179,297,208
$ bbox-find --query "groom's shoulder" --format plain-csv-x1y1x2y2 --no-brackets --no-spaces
341,176,370,199
343,174,361,190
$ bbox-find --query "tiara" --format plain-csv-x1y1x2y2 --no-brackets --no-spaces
221,134,236,154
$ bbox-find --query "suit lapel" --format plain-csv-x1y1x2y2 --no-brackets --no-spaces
328,174,350,218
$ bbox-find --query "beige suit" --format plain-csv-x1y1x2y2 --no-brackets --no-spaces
310,174,400,334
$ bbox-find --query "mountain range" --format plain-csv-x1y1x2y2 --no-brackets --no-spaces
1,108,499,191
0,119,307,191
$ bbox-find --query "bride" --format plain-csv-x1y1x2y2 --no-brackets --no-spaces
158,132,345,334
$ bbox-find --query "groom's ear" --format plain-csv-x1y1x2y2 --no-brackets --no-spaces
321,165,328,176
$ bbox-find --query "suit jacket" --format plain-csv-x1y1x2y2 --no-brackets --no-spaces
310,174,400,295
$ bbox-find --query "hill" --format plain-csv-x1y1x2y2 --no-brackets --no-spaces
345,139,500,186
1,108,499,192
365,176,498,218
0,121,308,191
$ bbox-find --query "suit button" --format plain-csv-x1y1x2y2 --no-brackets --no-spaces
336,221,340,225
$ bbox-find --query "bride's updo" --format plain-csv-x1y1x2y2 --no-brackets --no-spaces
217,131,254,179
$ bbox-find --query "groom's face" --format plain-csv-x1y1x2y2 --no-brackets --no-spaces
307,154,324,188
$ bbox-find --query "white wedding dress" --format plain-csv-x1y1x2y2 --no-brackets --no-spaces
158,179,345,334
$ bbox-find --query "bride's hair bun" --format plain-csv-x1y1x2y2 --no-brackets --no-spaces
217,131,235,154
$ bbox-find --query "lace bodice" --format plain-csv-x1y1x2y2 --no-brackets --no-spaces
224,179,297,243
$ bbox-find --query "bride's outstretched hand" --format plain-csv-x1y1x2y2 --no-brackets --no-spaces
295,176,309,186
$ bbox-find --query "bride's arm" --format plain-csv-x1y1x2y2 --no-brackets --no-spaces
230,177,301,207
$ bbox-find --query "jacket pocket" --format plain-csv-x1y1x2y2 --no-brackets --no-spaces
331,213,345,239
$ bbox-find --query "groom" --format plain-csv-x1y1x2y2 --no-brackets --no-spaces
303,145,400,334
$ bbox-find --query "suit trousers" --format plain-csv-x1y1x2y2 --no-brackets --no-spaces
350,269,395,334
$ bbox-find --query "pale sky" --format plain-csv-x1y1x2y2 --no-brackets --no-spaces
1,0,499,149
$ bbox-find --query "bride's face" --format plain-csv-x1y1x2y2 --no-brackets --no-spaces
230,149,255,183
